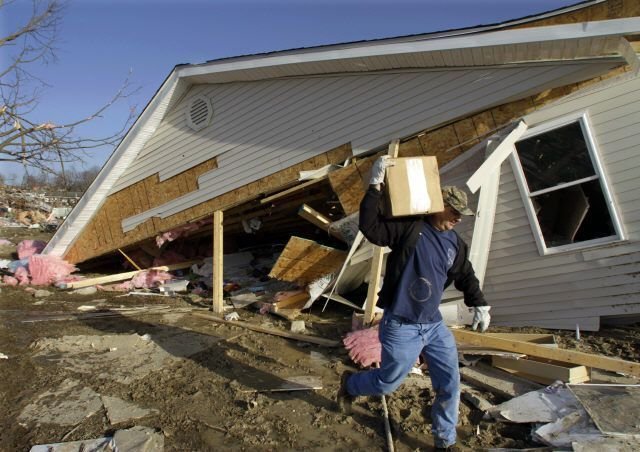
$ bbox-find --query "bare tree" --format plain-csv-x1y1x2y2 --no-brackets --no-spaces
0,0,137,182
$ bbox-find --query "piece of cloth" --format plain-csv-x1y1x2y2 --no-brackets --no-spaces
358,187,486,311
391,223,458,323
347,314,460,448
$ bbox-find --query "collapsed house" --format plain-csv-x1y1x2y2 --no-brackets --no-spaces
44,0,640,330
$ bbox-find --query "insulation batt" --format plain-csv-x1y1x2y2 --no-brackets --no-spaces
14,266,30,285
17,240,47,260
28,254,77,285
2,275,18,286
343,326,382,367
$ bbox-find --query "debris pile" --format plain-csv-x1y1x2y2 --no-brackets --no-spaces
0,186,77,231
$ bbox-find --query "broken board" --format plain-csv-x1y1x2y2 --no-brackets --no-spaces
492,356,590,385
269,236,347,285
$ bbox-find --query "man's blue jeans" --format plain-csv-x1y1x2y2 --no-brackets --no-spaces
346,314,460,448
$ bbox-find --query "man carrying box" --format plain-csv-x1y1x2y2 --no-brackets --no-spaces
337,156,491,451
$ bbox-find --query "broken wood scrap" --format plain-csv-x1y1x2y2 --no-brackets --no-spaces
459,363,543,399
192,312,340,347
59,260,201,289
268,236,347,285
492,356,590,385
459,382,495,413
239,376,322,393
298,204,344,241
273,290,309,309
452,329,640,378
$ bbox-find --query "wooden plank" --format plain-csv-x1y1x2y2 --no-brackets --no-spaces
363,139,399,325
364,247,384,326
212,211,224,314
60,261,201,289
492,356,590,385
459,363,543,399
452,329,640,377
260,177,327,205
192,312,340,347
268,236,347,285
466,121,527,194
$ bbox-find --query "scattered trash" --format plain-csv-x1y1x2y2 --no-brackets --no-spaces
0,353,8,359
224,312,240,321
290,320,306,333
72,286,98,296
33,289,52,298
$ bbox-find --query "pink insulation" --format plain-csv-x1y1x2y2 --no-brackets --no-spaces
28,254,77,286
130,270,174,289
0,239,14,246
2,275,19,286
17,240,47,260
343,326,382,368
14,266,30,285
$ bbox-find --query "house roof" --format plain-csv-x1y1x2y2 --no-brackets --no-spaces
44,9,640,258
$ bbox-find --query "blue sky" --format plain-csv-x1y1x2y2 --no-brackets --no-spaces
1,0,582,182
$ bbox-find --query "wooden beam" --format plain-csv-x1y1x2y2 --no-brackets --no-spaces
118,248,142,271
362,139,399,325
212,210,224,314
192,312,340,347
260,177,328,205
60,260,201,289
364,247,385,325
492,356,590,385
466,120,527,194
297,204,343,240
268,236,347,285
459,363,542,398
452,329,640,378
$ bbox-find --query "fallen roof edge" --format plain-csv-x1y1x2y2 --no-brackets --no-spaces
44,13,639,261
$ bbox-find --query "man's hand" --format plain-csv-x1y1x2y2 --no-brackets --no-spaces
471,306,491,332
369,156,395,186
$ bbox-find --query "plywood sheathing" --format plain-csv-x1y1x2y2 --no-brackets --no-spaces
65,144,351,264
268,236,347,286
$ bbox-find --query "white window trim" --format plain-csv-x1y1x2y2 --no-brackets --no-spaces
510,111,625,256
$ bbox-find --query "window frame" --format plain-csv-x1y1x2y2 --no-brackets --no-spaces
510,112,625,255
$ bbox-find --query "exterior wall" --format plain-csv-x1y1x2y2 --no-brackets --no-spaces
484,73,640,330
64,64,629,263
115,63,618,233
64,145,351,263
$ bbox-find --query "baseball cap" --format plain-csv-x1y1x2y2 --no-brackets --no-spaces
441,186,474,216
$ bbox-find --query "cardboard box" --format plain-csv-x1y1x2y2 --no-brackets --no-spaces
385,156,444,217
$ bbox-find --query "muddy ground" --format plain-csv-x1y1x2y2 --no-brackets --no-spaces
1,227,639,451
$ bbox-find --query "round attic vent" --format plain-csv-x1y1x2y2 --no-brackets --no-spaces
186,95,213,131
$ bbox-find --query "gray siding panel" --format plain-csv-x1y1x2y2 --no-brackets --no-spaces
113,63,612,207
485,73,640,329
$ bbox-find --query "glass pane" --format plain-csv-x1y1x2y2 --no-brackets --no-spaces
516,122,596,193
532,180,615,248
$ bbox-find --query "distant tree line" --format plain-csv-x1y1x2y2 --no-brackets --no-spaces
0,166,99,193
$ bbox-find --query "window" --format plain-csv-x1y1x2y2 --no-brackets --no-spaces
512,114,623,254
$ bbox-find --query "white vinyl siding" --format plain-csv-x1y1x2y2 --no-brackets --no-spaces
483,73,640,330
115,62,617,231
